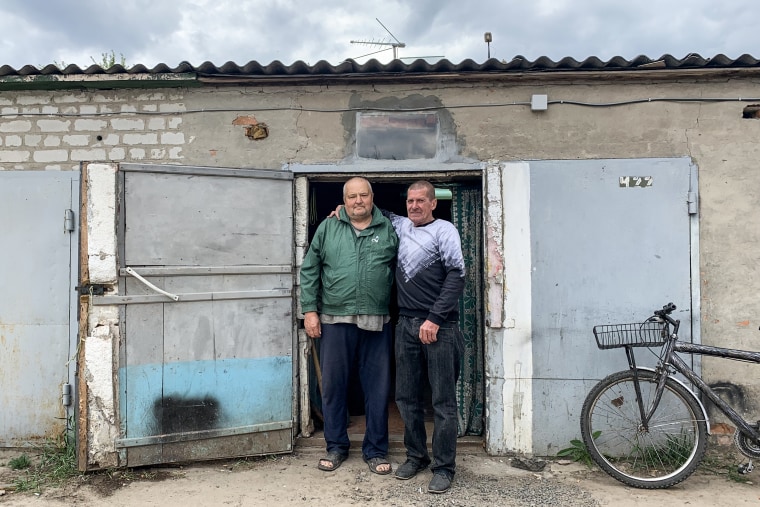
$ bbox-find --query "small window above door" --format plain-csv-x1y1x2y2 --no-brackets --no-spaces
356,112,439,160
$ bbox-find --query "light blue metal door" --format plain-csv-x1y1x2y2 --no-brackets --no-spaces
0,171,79,446
527,158,697,453
114,164,294,466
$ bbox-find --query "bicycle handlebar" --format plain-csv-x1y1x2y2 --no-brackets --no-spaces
652,302,679,328
652,302,758,332
654,302,677,317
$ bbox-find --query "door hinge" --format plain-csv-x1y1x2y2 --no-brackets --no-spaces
76,283,109,296
64,209,75,233
62,383,72,407
687,192,698,215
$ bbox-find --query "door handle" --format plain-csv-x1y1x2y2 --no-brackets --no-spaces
125,267,180,301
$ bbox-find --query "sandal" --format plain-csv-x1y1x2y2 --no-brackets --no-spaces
364,456,392,475
318,452,346,471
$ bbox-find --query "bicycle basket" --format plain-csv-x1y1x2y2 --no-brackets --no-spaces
592,320,668,349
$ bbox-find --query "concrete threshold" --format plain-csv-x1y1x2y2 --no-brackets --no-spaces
295,432,486,455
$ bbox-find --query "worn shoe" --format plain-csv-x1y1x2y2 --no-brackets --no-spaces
317,452,347,472
394,459,428,480
428,472,452,494
363,455,392,475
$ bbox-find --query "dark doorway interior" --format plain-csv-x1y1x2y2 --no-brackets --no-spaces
305,177,482,443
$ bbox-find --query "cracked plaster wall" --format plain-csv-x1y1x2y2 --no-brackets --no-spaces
83,163,119,467
5,75,759,459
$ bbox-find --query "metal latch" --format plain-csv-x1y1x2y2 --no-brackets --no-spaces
76,283,109,296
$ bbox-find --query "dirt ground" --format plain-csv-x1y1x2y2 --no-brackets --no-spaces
1,444,759,507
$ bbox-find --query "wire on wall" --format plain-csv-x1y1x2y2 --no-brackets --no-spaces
3,97,760,119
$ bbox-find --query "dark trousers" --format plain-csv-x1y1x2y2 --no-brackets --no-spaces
395,316,462,478
319,322,391,459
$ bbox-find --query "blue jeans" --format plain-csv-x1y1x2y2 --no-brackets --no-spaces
319,322,391,459
395,316,463,478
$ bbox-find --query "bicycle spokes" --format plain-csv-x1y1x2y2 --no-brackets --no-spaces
581,370,708,488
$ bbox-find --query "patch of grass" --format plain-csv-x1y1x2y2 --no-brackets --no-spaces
226,453,284,471
13,429,80,493
639,431,694,469
727,465,753,483
557,432,600,468
698,447,753,484
119,468,159,481
8,454,32,470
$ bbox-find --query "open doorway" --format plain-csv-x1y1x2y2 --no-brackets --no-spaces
303,174,485,444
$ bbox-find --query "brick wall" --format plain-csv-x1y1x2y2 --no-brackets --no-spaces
0,91,187,170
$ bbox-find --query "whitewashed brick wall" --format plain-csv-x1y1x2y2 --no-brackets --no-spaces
0,91,187,170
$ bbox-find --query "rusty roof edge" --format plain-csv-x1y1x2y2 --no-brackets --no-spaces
193,66,760,86
3,55,760,91
2,53,759,77
0,72,199,91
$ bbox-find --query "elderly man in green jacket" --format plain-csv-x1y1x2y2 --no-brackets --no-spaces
300,177,398,475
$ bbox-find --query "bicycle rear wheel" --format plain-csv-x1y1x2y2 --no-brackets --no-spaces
580,369,708,489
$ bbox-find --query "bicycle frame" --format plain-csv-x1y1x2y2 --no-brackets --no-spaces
582,303,760,488
668,341,760,442
626,315,760,443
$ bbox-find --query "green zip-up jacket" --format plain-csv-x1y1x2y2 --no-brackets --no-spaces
300,205,398,316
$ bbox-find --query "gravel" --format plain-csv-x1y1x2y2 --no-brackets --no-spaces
339,459,600,507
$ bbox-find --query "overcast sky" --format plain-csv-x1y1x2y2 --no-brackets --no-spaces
0,0,757,70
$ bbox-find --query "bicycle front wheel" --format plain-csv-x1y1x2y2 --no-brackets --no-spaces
580,369,708,489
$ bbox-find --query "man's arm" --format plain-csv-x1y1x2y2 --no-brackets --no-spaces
420,224,466,344
419,268,465,344
300,223,326,338
427,266,465,325
331,205,402,229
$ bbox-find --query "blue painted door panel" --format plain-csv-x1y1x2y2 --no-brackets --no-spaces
116,166,294,464
0,171,78,446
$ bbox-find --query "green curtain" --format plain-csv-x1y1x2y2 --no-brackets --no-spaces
451,183,485,436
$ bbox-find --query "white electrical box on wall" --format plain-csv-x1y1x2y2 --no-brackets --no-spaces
531,94,548,111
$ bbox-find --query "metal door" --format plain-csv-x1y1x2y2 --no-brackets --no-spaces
0,171,79,446
527,158,697,452
114,164,294,466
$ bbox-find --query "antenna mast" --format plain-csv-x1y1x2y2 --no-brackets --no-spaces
350,18,407,60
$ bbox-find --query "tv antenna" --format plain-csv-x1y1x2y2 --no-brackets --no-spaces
350,18,407,60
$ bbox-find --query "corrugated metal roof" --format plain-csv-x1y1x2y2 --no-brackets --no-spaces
2,53,759,78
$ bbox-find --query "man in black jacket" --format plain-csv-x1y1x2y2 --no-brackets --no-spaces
386,180,466,494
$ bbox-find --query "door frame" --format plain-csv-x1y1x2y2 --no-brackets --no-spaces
290,164,486,441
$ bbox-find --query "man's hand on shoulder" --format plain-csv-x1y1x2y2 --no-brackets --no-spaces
328,205,343,219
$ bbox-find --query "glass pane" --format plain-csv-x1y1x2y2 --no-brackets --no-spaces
356,112,438,160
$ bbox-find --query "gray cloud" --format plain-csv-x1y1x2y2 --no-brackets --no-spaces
0,0,756,69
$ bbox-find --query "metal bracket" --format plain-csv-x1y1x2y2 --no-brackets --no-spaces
76,283,109,296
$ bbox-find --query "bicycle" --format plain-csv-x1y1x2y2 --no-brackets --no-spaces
580,302,760,489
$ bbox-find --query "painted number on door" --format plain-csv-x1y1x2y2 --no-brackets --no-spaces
619,176,653,188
